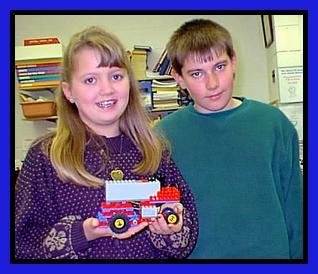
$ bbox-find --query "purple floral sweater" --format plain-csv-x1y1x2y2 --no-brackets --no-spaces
15,134,199,259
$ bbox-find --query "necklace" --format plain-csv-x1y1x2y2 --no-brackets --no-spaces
108,135,124,181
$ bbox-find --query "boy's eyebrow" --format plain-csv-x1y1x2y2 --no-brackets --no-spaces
214,59,228,65
186,59,229,73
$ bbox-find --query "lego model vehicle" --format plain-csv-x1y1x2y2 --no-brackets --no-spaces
97,178,181,233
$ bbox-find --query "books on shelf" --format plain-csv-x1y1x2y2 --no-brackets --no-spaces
15,45,62,90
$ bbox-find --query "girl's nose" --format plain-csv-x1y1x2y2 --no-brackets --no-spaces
99,78,114,96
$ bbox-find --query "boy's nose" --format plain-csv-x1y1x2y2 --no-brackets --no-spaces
206,73,219,90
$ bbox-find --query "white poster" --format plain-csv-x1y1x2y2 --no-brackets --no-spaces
278,66,303,103
279,103,303,141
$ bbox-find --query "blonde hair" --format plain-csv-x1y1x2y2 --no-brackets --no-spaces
166,19,235,75
43,26,168,187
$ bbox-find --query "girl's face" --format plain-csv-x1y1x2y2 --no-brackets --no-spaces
62,48,130,136
174,51,237,113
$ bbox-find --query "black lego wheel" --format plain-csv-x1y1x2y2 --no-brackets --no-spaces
161,207,179,225
109,213,130,234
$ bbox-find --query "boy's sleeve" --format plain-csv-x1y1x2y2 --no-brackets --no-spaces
282,129,303,259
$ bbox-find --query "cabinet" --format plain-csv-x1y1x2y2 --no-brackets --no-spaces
15,43,63,121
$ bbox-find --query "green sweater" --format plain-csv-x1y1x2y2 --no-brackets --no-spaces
157,98,303,259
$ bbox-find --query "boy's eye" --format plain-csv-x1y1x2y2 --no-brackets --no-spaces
191,71,202,78
84,77,96,84
216,64,226,71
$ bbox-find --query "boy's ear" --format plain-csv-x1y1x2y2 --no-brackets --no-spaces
171,69,187,90
231,53,237,74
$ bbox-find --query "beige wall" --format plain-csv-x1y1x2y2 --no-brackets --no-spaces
15,14,270,164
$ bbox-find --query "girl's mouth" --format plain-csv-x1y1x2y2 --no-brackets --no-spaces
96,99,117,108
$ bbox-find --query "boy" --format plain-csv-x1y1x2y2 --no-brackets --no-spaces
156,19,302,259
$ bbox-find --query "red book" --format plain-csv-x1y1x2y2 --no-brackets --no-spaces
16,62,61,69
24,37,60,46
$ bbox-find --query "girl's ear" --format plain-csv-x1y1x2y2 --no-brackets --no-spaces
171,69,187,90
61,82,74,103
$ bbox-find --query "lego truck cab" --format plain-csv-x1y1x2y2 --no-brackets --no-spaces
97,178,180,233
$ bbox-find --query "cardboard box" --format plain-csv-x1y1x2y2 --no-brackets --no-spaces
20,101,56,118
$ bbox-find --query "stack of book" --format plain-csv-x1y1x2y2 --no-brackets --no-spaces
130,45,152,80
152,78,180,110
15,43,63,90
15,60,61,89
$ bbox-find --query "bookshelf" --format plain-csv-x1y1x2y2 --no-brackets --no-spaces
138,76,191,121
15,42,63,121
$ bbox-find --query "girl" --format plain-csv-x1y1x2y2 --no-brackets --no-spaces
15,26,198,259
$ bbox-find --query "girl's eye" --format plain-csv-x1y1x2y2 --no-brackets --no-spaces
84,77,96,85
112,73,123,81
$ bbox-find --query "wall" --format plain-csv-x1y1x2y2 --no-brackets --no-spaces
15,14,270,164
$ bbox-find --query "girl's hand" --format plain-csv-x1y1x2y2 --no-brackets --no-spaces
83,217,148,241
148,203,184,235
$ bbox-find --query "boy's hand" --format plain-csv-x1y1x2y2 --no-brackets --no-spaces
83,217,148,241
148,203,184,234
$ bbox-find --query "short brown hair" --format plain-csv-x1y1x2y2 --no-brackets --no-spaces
166,19,235,75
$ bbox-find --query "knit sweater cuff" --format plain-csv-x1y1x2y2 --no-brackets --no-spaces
71,220,90,253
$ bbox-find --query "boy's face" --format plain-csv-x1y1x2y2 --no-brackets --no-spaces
174,51,236,113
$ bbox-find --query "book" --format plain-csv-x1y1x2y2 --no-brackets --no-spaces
152,87,180,92
24,37,60,46
15,58,62,65
159,56,170,75
153,49,167,73
18,74,60,80
19,80,60,88
16,62,61,69
19,77,60,83
132,49,148,55
152,79,178,87
15,44,63,61
133,45,152,52
17,70,60,76
16,66,61,73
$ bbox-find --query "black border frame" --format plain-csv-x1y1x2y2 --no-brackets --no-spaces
11,10,308,264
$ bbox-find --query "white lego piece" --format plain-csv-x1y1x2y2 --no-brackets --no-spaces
141,206,158,218
105,179,160,202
